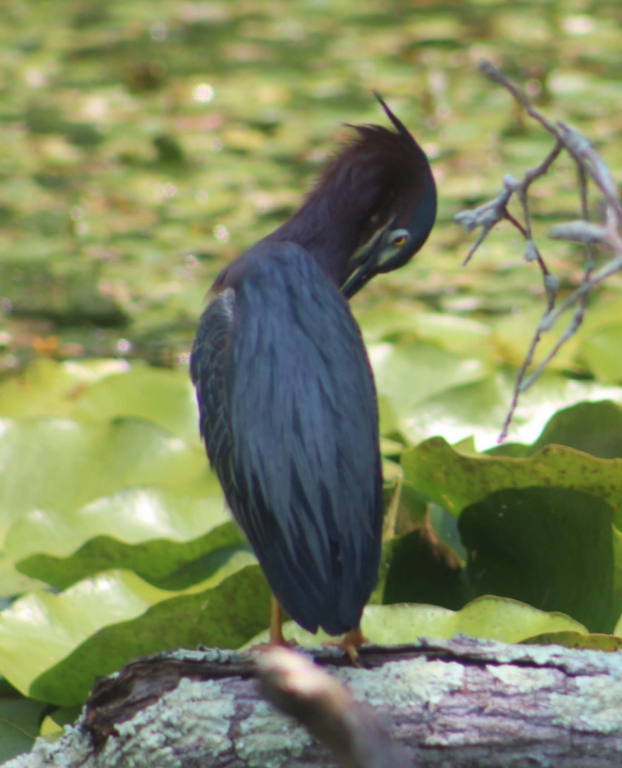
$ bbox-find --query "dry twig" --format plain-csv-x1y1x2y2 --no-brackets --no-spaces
256,646,410,768
455,60,622,440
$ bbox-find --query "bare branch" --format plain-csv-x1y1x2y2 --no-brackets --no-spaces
256,647,410,768
478,61,560,138
455,61,622,440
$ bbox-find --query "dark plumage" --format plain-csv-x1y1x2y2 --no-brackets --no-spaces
191,95,436,638
192,243,381,633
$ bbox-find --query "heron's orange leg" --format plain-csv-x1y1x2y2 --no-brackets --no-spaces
266,597,298,646
270,597,286,646
324,626,367,667
249,597,298,654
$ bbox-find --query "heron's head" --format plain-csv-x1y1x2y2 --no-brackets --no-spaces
341,94,437,298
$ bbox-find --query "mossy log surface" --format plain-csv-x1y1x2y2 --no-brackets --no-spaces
8,635,622,767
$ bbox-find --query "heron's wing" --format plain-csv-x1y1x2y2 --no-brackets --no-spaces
221,242,383,635
190,287,235,476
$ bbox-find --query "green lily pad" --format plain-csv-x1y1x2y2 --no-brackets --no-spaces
362,598,586,645
0,569,172,702
0,698,48,763
73,366,201,447
378,393,399,437
613,609,622,636
401,370,622,450
579,324,622,383
484,443,532,458
247,597,586,647
489,400,622,459
531,400,622,459
0,360,201,448
459,487,615,633
493,305,580,372
357,307,495,363
402,436,622,518
383,527,468,610
355,302,427,341
369,340,489,435
0,359,130,420
412,312,495,361
7,487,238,590
0,417,220,546
613,526,622,618
525,631,622,651
0,546,48,597
382,457,403,483
380,437,406,456
0,559,269,706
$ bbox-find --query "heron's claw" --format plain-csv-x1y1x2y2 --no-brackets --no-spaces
323,627,367,667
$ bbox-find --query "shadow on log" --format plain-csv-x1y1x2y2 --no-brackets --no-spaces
7,635,622,767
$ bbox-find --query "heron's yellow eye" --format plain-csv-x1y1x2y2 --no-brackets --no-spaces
392,234,408,248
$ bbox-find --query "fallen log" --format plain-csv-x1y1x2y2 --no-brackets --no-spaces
7,635,622,767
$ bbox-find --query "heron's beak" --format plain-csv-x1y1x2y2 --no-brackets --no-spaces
341,233,384,299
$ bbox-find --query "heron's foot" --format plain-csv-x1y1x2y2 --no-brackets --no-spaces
323,627,367,667
250,636,299,654
268,630,299,649
249,610,298,652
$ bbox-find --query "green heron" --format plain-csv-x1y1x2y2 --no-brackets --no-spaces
191,95,436,659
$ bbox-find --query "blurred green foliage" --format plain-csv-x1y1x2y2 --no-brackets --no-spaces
1,0,622,388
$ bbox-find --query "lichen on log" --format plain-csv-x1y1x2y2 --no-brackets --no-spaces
7,636,622,767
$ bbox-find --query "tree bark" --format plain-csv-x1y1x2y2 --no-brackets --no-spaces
8,635,622,768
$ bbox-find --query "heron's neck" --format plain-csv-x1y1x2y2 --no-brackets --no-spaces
265,178,384,288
